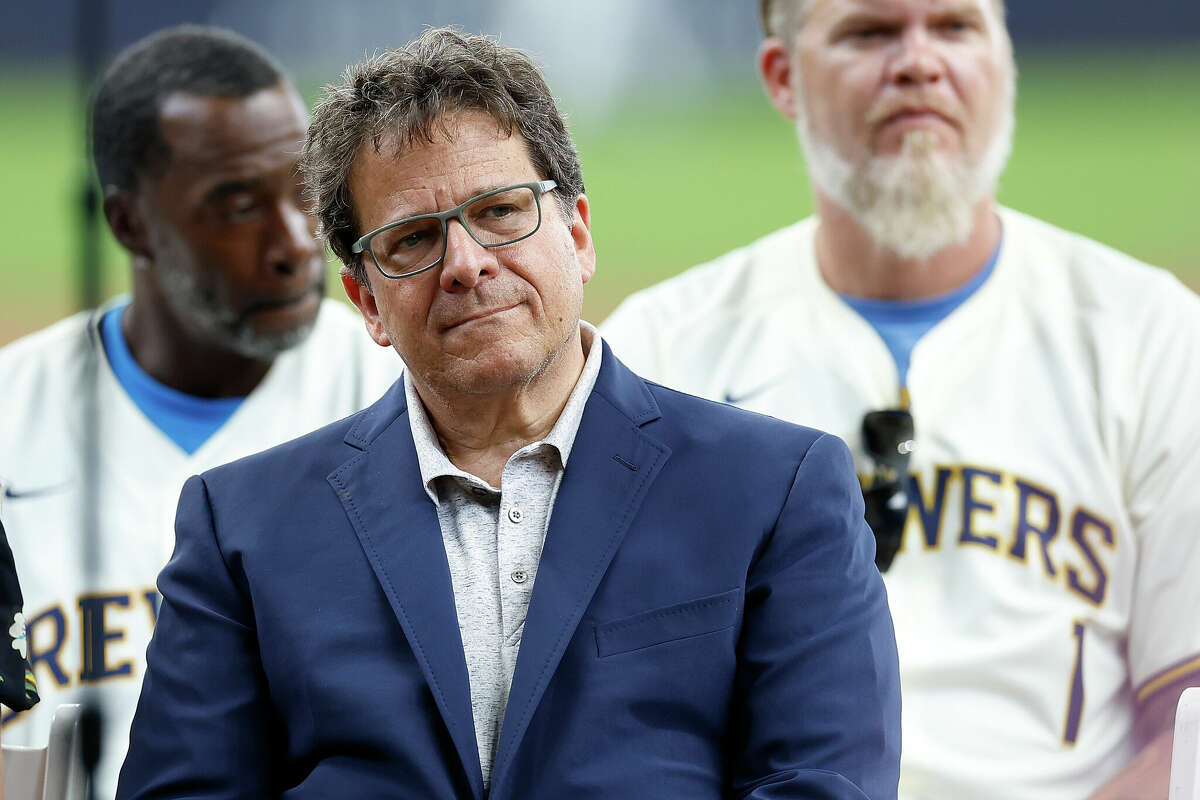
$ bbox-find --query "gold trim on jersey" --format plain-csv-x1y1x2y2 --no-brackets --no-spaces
1135,653,1200,705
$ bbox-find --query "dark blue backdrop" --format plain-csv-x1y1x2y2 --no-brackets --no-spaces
3,0,1198,62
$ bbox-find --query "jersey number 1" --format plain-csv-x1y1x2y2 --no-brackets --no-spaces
1063,621,1085,745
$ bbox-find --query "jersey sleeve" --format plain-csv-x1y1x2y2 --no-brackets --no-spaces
1126,278,1200,701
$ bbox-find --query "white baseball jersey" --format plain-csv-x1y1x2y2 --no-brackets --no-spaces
0,298,401,798
601,208,1200,800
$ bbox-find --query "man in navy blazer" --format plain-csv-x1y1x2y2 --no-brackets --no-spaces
118,28,901,800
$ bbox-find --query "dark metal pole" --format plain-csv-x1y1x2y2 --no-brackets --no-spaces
75,0,108,797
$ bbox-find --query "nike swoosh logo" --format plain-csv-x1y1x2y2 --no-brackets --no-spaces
724,376,789,406
2,483,71,500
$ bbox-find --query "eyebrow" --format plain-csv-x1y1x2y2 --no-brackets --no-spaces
829,11,895,33
203,178,265,202
465,180,529,202
828,1,985,35
395,180,533,218
932,3,987,23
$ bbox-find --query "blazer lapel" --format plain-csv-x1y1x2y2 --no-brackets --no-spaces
328,388,484,800
491,350,671,796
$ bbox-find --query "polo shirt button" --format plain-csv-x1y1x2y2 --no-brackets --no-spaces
511,569,529,584
508,507,524,523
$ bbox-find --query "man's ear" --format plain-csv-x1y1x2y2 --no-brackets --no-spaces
570,193,596,285
341,270,392,348
103,187,153,260
759,36,800,120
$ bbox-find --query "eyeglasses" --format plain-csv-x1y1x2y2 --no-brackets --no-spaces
350,179,558,279
861,409,915,573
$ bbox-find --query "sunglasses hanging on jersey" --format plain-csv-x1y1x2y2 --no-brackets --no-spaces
861,408,915,572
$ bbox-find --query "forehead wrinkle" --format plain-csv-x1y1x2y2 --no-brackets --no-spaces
375,137,534,221
815,0,993,23
158,89,306,171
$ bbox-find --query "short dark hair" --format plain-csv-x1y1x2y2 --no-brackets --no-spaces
91,25,286,191
302,27,585,286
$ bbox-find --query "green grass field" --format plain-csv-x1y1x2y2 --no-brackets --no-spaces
2,46,1197,345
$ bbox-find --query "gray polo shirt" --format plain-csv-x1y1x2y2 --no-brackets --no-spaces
404,322,603,789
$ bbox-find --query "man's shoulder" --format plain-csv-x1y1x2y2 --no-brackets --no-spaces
0,311,96,403
310,297,370,332
199,380,407,494
639,375,832,465
297,298,385,357
263,298,402,398
1000,207,1197,313
603,219,820,333
600,220,824,379
0,311,94,373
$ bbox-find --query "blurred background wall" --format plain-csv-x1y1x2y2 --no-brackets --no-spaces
1,0,1197,344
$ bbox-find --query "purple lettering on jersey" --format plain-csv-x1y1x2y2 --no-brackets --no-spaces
1067,510,1115,606
910,468,953,549
27,606,70,687
959,467,1003,550
1010,479,1061,577
78,594,134,682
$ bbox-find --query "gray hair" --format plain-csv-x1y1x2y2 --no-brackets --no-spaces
301,27,585,286
759,0,1008,40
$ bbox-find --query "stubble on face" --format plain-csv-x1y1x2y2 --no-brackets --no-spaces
349,115,591,401
143,85,327,362
153,254,324,361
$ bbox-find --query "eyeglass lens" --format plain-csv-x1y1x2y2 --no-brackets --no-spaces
370,186,542,277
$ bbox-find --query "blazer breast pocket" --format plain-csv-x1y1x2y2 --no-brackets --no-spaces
594,587,742,658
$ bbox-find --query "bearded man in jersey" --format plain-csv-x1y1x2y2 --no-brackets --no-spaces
0,26,398,796
602,1,1200,798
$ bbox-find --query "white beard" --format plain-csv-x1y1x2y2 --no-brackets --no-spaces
155,258,320,361
797,106,1014,261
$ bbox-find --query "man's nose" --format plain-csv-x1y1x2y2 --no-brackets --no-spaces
887,27,945,87
265,197,320,275
439,218,499,292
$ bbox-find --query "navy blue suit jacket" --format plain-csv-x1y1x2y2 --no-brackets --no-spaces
118,345,901,799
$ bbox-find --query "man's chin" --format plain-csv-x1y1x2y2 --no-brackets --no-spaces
798,112,1013,260
246,286,324,334
225,312,319,361
430,343,563,398
853,157,977,259
223,287,325,360
803,133,982,259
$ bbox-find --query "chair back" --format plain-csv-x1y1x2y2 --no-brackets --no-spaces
1172,687,1200,800
2,704,86,800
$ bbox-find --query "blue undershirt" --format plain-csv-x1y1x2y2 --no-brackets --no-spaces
838,240,1001,387
100,303,245,454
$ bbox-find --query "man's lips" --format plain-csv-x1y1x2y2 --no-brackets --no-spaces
246,285,323,315
877,107,958,130
442,302,520,331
